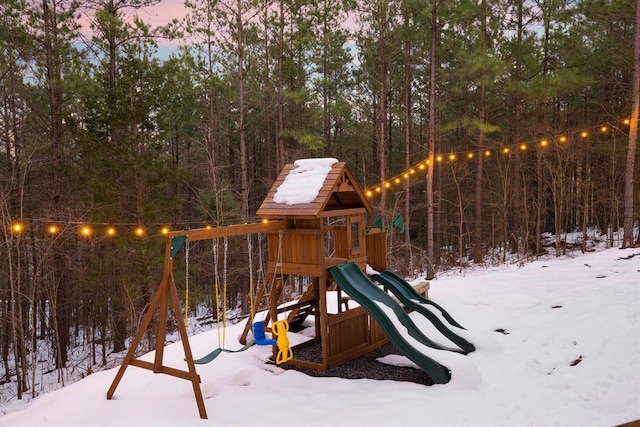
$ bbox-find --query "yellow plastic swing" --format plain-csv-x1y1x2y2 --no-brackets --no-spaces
271,319,293,364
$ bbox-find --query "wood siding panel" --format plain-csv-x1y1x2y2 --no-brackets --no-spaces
323,308,389,369
366,232,388,272
327,311,369,357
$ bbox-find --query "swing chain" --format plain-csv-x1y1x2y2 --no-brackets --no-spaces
185,241,190,327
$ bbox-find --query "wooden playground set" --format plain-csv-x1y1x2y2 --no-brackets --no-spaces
106,160,393,419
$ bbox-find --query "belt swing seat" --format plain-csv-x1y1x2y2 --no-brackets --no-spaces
193,319,292,365
193,234,292,365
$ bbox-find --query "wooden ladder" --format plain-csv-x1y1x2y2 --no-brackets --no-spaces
286,282,315,330
240,276,284,344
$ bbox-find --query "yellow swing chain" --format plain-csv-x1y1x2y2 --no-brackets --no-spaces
213,238,222,347
213,236,229,349
222,236,228,347
272,230,292,363
184,241,189,328
248,234,255,324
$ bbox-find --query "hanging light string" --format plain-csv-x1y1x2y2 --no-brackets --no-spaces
5,220,258,239
364,119,633,198
4,119,633,231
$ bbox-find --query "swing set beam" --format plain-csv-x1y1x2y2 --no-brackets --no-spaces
106,219,292,420
167,219,291,242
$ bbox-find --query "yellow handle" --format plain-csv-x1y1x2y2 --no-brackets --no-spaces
272,320,293,364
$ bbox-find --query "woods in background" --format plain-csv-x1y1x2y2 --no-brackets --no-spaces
0,0,637,399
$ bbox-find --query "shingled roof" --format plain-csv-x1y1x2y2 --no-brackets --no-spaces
257,161,371,219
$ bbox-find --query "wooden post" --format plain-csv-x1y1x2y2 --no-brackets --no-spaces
414,281,430,299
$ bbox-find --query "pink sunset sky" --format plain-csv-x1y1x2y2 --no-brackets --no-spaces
139,0,188,27
132,0,357,40
79,0,357,57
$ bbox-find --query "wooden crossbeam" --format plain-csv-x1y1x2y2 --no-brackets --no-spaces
168,220,291,242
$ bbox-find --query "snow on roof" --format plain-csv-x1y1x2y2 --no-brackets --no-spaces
272,158,338,205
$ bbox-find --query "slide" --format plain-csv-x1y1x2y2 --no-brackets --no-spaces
328,263,454,384
371,271,475,354
378,270,467,329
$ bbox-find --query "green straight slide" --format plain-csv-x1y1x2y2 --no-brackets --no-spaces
328,263,454,384
371,271,475,354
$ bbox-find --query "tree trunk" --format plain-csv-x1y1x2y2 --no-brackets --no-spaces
378,16,388,217
403,10,412,267
276,0,286,171
473,0,487,264
425,0,438,279
237,0,249,219
622,0,639,248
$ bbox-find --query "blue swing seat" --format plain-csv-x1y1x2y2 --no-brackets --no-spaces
253,321,277,346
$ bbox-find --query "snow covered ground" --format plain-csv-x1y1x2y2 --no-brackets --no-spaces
1,246,639,426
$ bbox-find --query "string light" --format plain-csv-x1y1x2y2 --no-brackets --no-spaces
81,226,92,237
3,219,224,240
363,119,629,197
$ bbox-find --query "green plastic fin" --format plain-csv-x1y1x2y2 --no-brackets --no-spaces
366,216,384,235
392,214,405,234
170,235,188,259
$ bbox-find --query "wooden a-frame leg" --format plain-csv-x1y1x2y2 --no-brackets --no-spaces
106,276,165,400
106,245,208,419
168,271,207,419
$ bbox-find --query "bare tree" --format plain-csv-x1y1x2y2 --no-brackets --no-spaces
425,0,440,279
622,0,639,248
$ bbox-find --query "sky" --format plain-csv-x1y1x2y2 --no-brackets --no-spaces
1,242,638,426
132,0,188,28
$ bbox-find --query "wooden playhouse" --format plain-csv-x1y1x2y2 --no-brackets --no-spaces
241,159,389,370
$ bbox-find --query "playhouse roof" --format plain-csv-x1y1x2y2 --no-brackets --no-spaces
257,160,371,219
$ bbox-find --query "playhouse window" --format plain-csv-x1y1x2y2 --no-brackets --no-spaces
350,221,360,250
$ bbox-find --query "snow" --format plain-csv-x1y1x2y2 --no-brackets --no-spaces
1,247,639,426
272,158,338,205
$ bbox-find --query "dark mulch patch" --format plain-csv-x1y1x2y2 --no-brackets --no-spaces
279,341,434,386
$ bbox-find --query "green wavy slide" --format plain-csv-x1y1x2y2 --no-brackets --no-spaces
328,263,455,384
377,270,466,329
371,271,475,354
